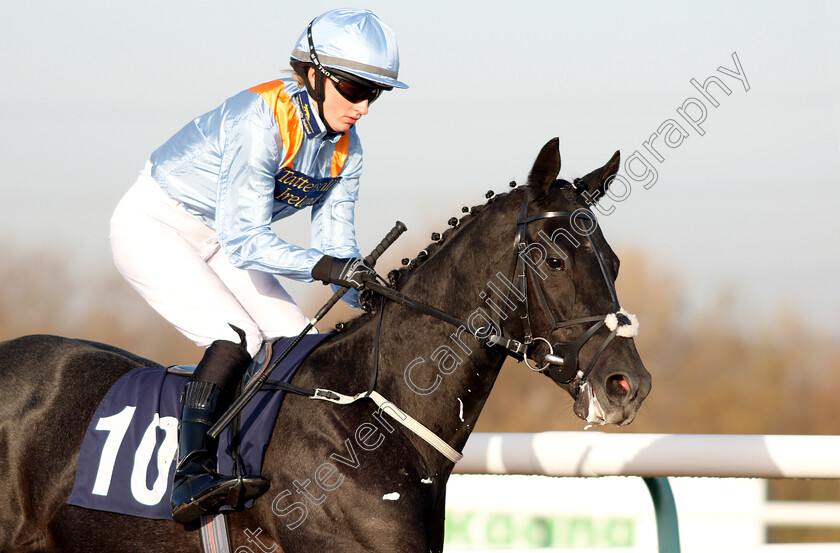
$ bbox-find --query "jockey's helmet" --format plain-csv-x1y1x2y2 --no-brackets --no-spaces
290,8,408,91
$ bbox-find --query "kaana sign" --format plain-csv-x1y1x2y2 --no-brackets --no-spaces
443,474,765,550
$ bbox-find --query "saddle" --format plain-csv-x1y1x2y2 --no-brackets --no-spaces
67,333,331,520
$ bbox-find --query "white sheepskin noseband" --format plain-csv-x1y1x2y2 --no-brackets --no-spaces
604,308,639,338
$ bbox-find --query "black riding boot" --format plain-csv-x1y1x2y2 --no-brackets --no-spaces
170,337,270,524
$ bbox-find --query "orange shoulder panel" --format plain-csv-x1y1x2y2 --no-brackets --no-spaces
248,81,303,169
331,133,350,178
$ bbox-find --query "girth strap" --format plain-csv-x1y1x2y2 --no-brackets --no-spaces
199,514,232,553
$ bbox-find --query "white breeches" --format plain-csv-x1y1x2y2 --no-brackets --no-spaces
110,164,312,356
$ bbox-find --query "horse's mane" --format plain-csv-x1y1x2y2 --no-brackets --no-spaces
393,185,524,285
389,174,578,287
332,183,526,333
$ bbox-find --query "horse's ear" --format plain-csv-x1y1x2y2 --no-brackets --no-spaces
527,137,562,197
575,150,621,203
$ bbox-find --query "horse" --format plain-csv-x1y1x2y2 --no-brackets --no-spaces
0,138,651,553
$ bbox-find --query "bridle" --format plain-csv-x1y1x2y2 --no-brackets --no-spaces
366,187,639,395
508,189,639,388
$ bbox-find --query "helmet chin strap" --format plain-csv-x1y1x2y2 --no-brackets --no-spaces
299,19,342,136
307,71,340,136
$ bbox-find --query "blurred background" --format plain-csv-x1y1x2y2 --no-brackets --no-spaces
2,0,838,547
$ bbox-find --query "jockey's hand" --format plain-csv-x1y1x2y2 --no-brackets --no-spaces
312,256,377,290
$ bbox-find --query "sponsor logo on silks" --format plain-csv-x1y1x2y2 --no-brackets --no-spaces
292,90,322,138
275,167,340,209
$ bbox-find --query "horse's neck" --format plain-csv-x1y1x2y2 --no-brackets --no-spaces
369,193,521,468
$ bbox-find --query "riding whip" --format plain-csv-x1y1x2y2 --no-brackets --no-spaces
208,221,407,440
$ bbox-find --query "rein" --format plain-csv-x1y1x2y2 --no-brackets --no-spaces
367,190,640,392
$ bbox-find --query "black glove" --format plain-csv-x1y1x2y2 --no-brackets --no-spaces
311,256,376,290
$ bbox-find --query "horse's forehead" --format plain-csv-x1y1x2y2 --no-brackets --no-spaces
538,182,578,208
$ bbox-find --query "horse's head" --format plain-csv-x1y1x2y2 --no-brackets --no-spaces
513,138,651,426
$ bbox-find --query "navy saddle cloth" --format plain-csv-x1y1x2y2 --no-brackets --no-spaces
67,333,331,520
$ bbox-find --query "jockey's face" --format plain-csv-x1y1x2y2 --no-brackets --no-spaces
308,67,370,134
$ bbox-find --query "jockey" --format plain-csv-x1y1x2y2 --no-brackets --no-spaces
109,8,407,524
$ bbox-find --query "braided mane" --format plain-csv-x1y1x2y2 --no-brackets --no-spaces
387,184,523,289
330,183,522,333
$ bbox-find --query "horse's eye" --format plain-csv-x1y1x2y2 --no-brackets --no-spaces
546,257,566,270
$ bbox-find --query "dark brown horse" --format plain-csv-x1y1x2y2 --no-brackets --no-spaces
0,138,650,552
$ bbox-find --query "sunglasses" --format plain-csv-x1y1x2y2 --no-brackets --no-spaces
328,71,383,104
306,20,385,104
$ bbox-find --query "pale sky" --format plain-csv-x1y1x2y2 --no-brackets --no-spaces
2,1,838,335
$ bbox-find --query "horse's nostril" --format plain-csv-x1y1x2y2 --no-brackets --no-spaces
606,374,632,401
